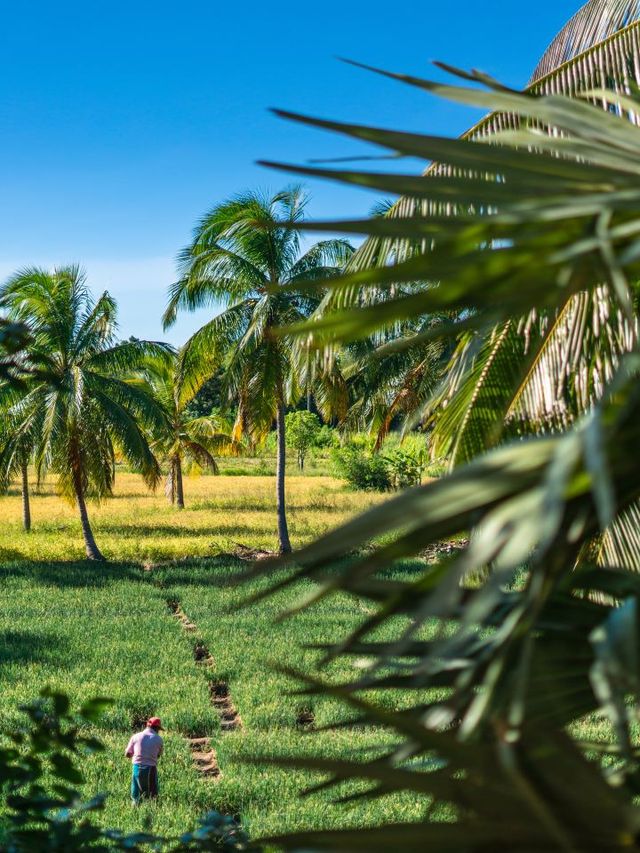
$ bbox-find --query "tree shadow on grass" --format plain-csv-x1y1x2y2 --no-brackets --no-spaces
152,555,247,588
0,629,70,670
95,523,277,538
0,559,143,589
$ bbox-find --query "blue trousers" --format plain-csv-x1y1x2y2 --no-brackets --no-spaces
131,764,158,804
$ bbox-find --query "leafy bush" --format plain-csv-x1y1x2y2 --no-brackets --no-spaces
383,447,428,489
315,424,340,449
332,448,392,491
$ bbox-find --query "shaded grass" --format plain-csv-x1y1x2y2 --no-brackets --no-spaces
0,560,222,836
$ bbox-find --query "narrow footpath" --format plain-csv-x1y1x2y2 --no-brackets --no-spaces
167,598,243,782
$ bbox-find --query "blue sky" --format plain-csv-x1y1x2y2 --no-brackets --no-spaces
0,0,580,344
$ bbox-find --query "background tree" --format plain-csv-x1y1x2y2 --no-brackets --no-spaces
285,410,321,471
0,266,168,560
137,351,238,508
163,186,353,553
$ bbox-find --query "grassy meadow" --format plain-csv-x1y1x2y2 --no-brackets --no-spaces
0,467,428,841
0,467,381,562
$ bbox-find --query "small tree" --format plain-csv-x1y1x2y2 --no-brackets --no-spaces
285,410,321,471
138,352,239,509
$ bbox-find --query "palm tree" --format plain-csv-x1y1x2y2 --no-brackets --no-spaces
136,350,239,508
163,187,353,553
313,0,640,469
243,61,640,852
0,266,168,560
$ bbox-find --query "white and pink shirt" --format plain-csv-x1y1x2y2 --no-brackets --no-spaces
125,727,164,767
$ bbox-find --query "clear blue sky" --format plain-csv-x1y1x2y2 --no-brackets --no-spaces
0,0,580,345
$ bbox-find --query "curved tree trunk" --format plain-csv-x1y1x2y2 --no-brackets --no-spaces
71,460,105,561
174,455,185,509
21,460,31,532
276,401,292,554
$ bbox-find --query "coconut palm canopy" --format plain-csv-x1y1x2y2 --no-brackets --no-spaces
302,0,640,471
0,266,170,559
244,22,640,849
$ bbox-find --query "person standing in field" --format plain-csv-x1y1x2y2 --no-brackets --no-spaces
125,716,164,805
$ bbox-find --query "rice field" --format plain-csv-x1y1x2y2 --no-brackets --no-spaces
0,469,426,842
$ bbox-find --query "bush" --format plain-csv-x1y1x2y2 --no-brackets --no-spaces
332,448,392,491
384,448,428,489
315,424,340,449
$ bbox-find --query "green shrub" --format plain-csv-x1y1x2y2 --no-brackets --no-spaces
384,448,428,489
332,448,392,491
315,424,340,449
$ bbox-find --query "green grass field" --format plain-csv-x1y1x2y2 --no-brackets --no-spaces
0,471,426,843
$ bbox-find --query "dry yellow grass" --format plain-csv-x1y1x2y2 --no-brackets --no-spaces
0,470,382,563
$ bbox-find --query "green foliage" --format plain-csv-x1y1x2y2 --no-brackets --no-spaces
165,187,353,438
285,411,322,470
383,446,427,489
165,186,353,552
0,690,113,851
135,351,238,507
332,437,427,490
331,447,392,492
314,425,339,449
184,370,226,419
0,318,31,387
0,267,169,558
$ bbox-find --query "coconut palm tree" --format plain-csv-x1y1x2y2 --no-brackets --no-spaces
309,0,640,470
163,186,353,553
136,350,239,508
244,60,640,852
0,266,168,560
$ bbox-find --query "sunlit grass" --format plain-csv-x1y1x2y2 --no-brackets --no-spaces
0,470,382,563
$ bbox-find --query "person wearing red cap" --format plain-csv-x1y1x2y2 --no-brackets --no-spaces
125,717,164,804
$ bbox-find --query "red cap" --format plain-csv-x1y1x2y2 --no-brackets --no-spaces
147,717,164,730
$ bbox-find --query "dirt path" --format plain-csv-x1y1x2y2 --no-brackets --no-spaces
166,598,243,782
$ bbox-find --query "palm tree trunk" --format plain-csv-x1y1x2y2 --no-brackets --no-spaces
21,460,31,532
174,455,185,509
276,401,292,554
166,469,175,505
71,461,105,561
